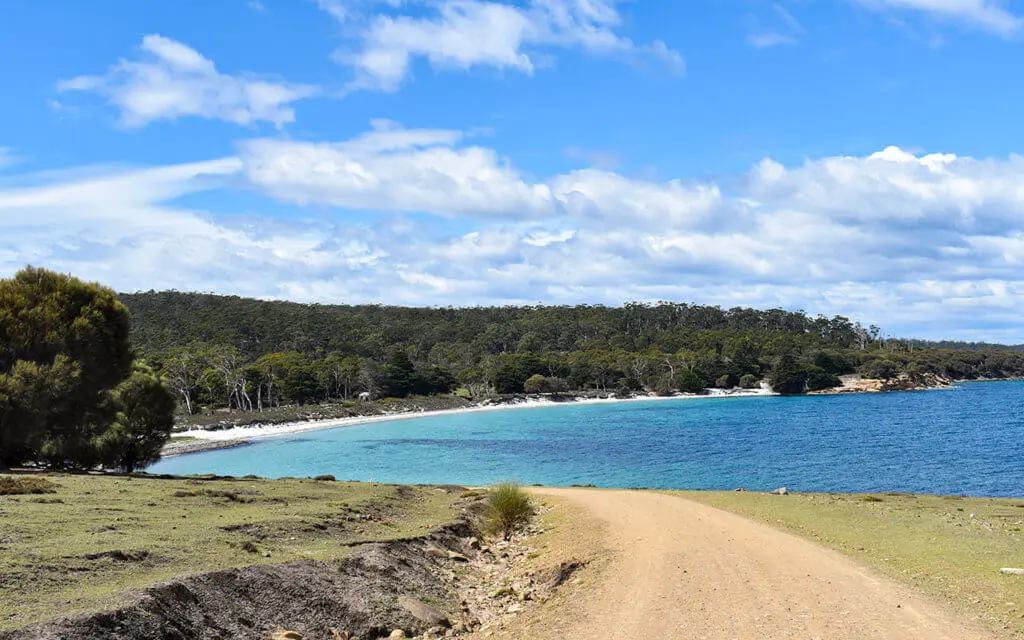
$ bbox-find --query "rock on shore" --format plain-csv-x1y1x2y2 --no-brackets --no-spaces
810,372,952,395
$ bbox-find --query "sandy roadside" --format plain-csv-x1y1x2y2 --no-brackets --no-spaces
493,489,996,640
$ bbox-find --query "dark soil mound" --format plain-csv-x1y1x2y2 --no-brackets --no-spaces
4,521,478,640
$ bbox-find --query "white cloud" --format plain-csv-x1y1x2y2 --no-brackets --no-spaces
747,3,806,48
0,148,21,171
747,32,798,48
11,128,1024,339
852,0,1023,35
317,0,349,22
239,122,721,226
333,0,684,92
57,34,320,128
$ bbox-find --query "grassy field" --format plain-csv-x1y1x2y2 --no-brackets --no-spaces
0,474,464,631
679,490,1024,636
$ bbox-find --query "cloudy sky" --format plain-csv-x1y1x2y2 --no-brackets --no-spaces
3,1,1024,341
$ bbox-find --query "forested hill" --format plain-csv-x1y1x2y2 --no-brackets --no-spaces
120,291,871,359
120,291,1024,406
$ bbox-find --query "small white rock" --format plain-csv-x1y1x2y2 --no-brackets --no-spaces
1001,568,1024,575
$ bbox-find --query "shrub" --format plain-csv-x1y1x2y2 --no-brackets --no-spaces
0,476,58,495
484,482,534,541
769,355,808,395
675,371,707,394
739,374,760,389
859,358,901,380
652,377,675,396
523,374,549,394
313,474,336,482
805,366,842,392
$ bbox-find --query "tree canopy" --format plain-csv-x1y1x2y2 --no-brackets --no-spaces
0,268,174,470
117,290,1024,409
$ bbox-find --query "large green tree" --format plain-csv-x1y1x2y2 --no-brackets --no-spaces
0,267,134,468
0,267,175,471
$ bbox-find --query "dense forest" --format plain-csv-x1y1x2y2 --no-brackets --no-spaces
120,291,1024,413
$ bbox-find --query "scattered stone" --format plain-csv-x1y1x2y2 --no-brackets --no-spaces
772,487,789,496
398,595,449,627
388,630,407,639
467,537,480,549
1001,568,1024,575
426,546,449,559
447,551,470,562
271,630,303,640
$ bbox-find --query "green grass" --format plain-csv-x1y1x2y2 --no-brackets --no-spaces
0,474,463,631
676,490,1024,636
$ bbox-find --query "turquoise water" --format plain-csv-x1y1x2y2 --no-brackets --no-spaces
149,381,1024,496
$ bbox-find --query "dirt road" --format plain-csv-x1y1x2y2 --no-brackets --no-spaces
501,488,995,639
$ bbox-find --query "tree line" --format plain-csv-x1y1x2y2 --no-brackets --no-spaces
122,291,1024,413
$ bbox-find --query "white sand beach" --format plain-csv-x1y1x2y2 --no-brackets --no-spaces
173,387,775,445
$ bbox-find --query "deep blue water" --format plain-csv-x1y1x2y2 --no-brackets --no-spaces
149,381,1024,496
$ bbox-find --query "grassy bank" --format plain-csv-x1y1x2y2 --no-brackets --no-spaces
0,474,465,631
679,490,1024,636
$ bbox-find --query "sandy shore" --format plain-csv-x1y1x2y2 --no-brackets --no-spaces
166,388,774,455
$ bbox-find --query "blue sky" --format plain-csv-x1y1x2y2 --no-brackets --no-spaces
3,0,1024,341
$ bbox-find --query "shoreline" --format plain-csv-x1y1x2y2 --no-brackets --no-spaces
161,375,990,459
163,388,774,457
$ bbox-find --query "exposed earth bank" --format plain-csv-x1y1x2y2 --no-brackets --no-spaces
2,520,489,640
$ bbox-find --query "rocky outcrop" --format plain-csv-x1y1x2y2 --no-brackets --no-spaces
810,372,952,395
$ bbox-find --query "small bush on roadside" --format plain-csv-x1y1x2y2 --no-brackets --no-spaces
0,476,58,495
313,474,336,482
861,495,884,502
484,482,534,541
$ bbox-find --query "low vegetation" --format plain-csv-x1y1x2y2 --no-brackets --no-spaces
0,473,464,631
680,490,1024,636
0,476,57,495
485,482,534,540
